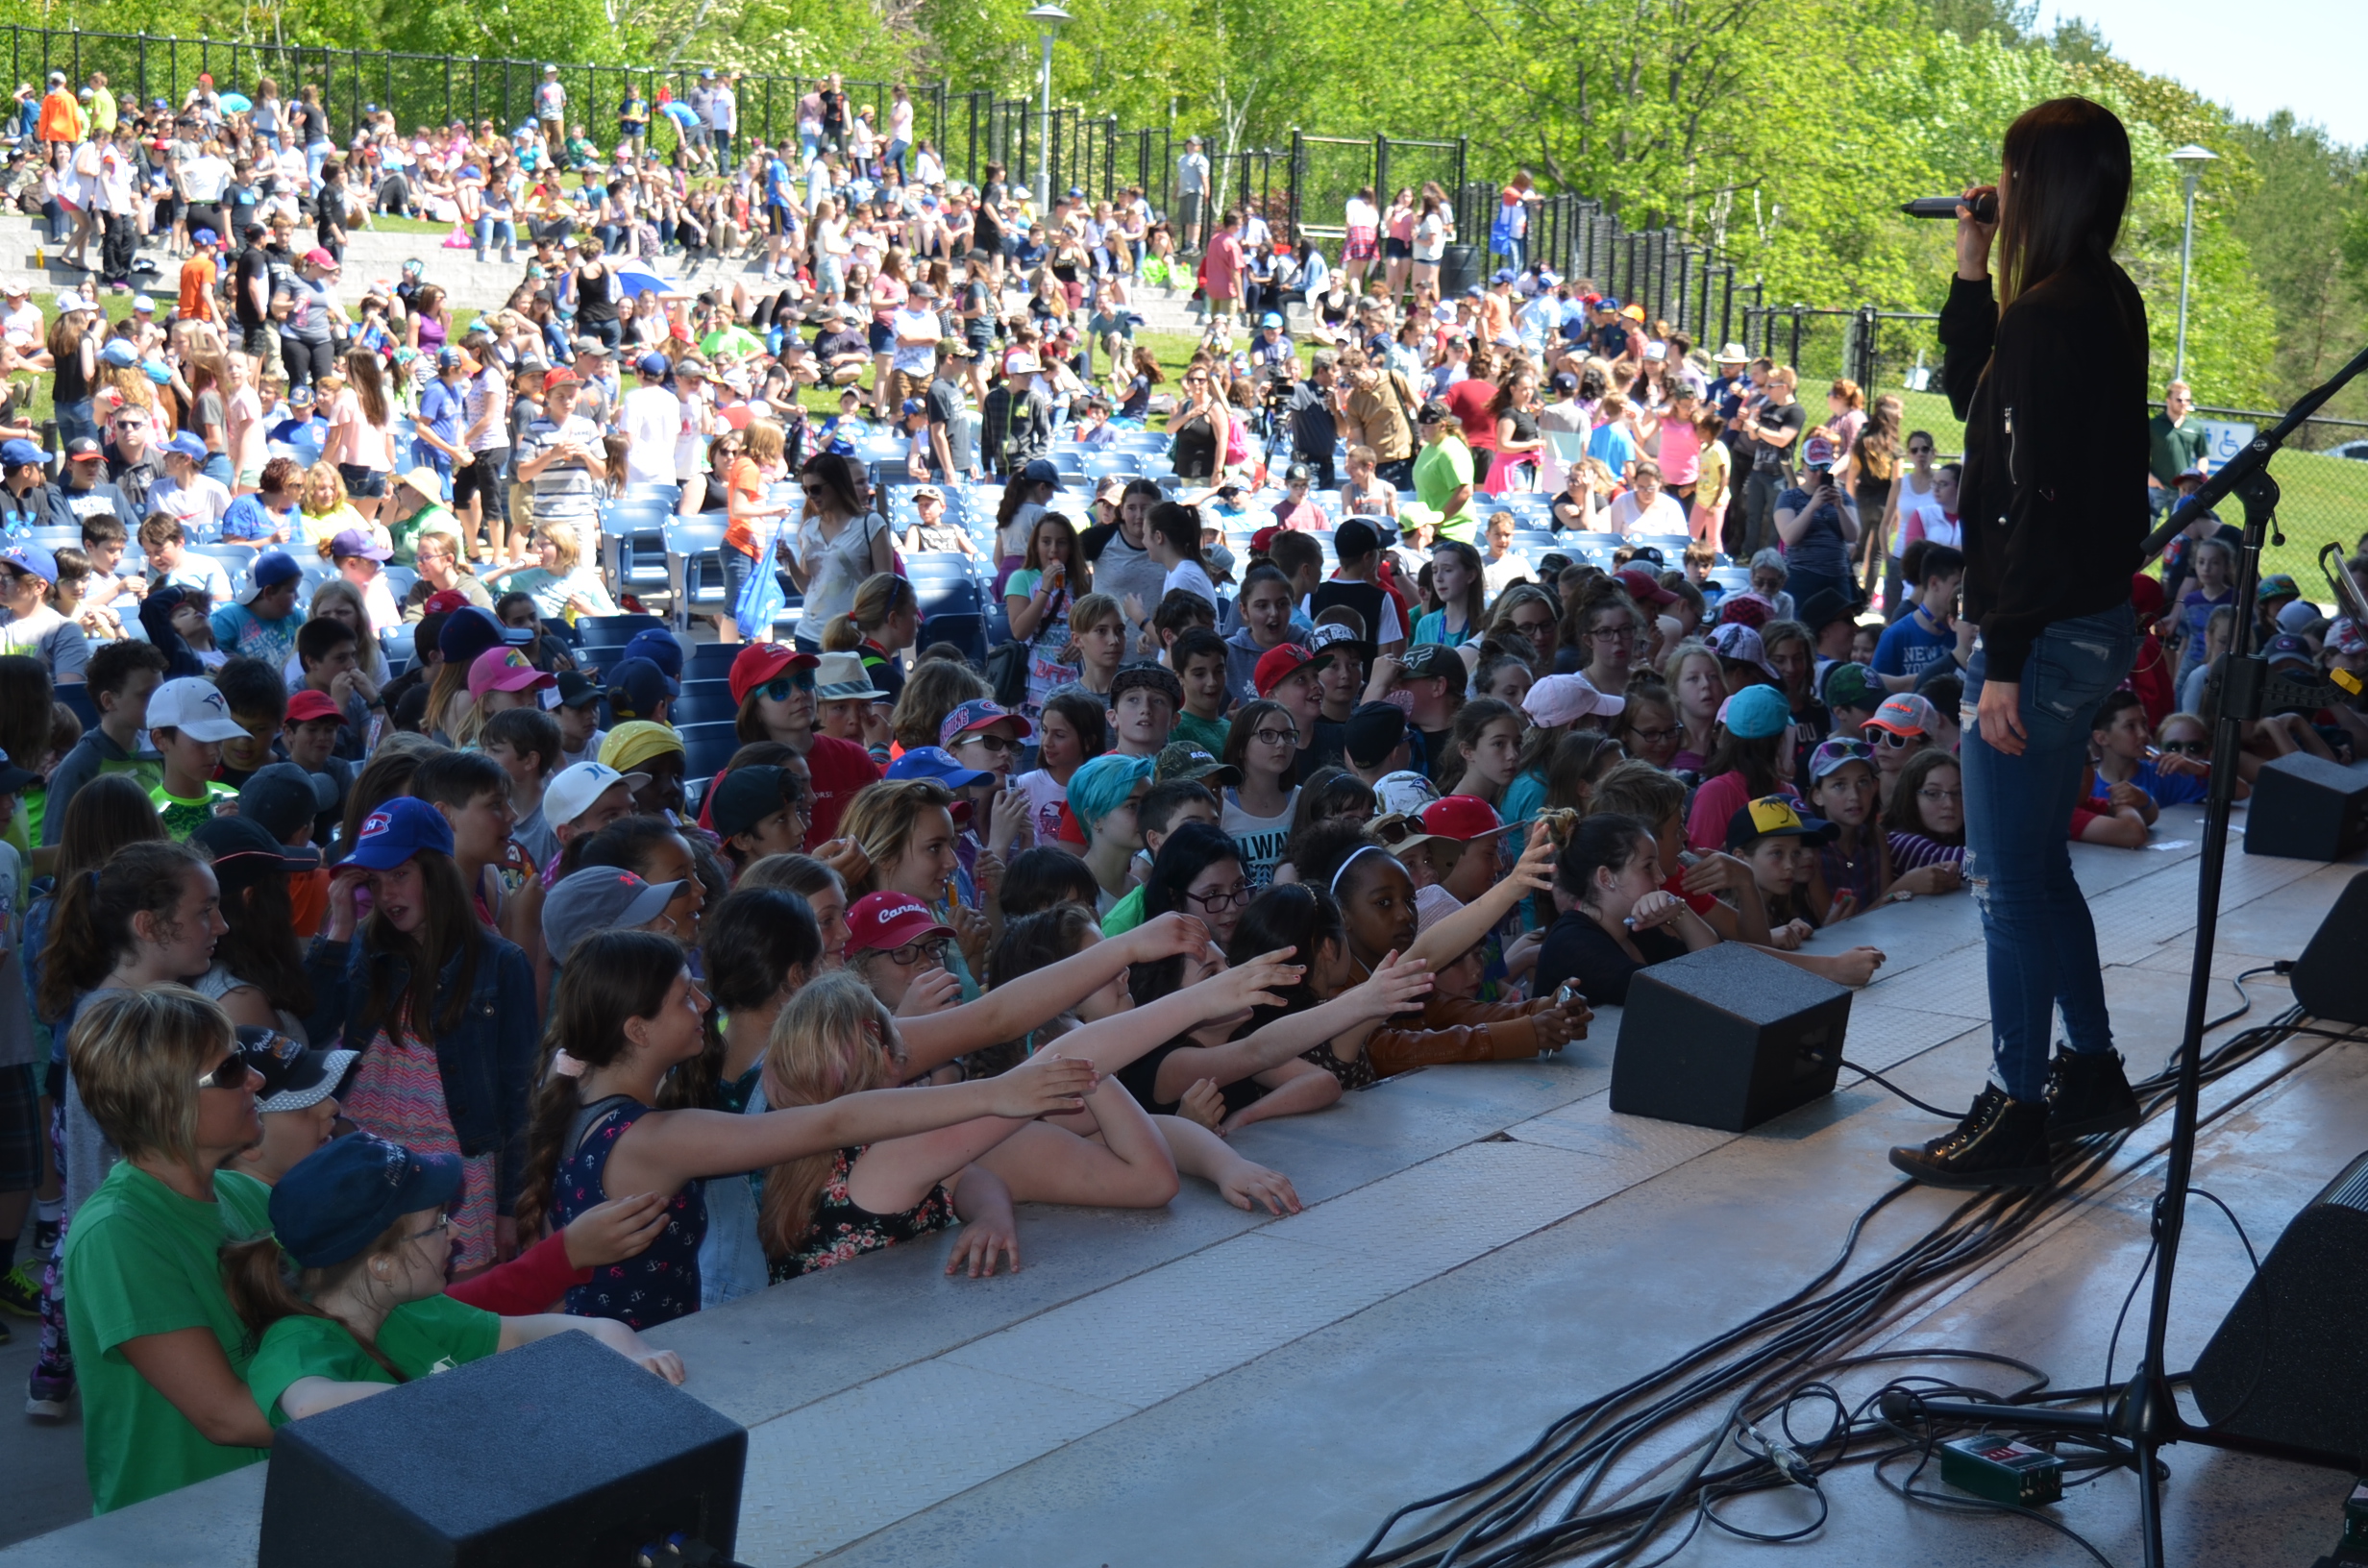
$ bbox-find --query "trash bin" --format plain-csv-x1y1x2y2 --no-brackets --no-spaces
1440,244,1479,297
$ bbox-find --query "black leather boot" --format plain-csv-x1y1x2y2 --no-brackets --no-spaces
1887,1086,2052,1188
2046,1047,2142,1141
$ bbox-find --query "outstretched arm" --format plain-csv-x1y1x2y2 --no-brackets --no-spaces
900,912,1215,1073
1406,823,1554,971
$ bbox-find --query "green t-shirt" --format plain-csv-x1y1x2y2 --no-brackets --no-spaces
1100,883,1147,937
1414,436,1478,543
62,1163,275,1514
2147,413,2211,490
150,779,240,842
245,1292,502,1428
1172,709,1230,757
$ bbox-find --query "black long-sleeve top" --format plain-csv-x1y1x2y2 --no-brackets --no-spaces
1936,260,2149,682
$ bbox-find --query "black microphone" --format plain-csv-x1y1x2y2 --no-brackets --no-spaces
1900,192,1998,223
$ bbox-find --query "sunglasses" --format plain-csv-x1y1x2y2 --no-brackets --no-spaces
195,1055,258,1091
1907,444,1934,455
955,731,1020,754
2158,739,2208,755
759,674,816,701
1869,727,1922,748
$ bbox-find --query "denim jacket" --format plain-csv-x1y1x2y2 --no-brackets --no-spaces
307,930,540,1214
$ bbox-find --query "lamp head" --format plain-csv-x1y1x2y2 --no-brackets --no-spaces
1026,2,1073,32
2168,143,2218,172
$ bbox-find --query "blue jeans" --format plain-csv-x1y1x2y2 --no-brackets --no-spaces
475,216,516,259
1961,603,2137,1100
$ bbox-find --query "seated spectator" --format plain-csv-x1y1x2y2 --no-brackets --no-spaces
139,515,234,604
1885,747,1965,870
1536,811,1719,1006
220,455,301,551
209,551,307,670
0,543,90,683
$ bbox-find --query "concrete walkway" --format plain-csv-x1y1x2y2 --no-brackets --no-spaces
4,798,2361,1565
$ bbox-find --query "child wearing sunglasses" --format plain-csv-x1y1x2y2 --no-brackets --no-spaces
1861,692,1938,815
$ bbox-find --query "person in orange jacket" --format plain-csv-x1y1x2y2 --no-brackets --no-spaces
37,71,83,159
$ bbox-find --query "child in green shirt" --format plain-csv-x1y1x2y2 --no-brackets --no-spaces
143,676,248,840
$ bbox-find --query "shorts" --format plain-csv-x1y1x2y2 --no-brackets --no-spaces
336,463,388,499
242,322,277,356
453,448,510,522
1383,236,1412,260
767,205,792,237
867,320,894,355
0,1063,37,1192
1179,191,1204,231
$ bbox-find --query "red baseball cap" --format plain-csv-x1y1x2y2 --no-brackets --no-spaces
844,891,954,956
1252,642,1333,698
543,369,578,396
1615,567,1678,607
1249,525,1282,555
301,247,339,269
728,642,818,706
1389,794,1515,858
421,588,471,617
285,689,343,723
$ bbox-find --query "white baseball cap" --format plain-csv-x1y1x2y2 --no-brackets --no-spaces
544,761,647,829
147,677,251,742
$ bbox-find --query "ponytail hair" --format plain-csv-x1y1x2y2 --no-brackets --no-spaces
221,1223,413,1383
821,573,916,652
38,840,210,1023
515,929,688,1240
757,972,902,1262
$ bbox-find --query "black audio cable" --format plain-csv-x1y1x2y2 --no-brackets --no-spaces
1344,1004,2336,1568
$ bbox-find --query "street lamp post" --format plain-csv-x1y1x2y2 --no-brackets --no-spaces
1026,5,1072,211
2169,142,2217,382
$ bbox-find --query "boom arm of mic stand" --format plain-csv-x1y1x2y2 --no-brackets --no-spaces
2141,335,2368,566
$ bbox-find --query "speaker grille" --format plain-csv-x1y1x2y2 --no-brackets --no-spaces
2326,1163,2368,1214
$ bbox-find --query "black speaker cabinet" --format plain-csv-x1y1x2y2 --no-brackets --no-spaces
2192,1149,2368,1467
2245,753,2368,862
2290,870,2368,1026
259,1329,746,1568
1610,944,1852,1133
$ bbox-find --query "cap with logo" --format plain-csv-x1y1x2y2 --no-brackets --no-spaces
1820,660,1881,714
939,698,1031,748
1725,796,1838,852
1806,738,1876,781
1252,643,1333,699
542,869,684,963
469,647,557,702
1153,742,1240,787
844,891,954,957
1396,644,1467,689
1708,622,1782,683
1523,673,1624,727
1864,692,1940,738
270,1134,461,1270
884,746,995,792
344,796,456,870
147,677,250,741
1371,770,1443,819
728,642,817,706
544,761,647,829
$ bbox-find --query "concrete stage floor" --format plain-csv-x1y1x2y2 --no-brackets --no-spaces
7,798,2367,1566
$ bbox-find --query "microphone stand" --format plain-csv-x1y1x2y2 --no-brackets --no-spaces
1907,339,2368,1568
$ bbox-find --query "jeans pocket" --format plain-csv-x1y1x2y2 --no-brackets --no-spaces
2026,615,2134,738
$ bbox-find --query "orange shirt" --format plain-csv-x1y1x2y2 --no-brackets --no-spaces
178,254,218,322
722,453,774,559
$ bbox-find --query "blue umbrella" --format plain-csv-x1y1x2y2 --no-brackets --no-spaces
612,260,681,298
218,91,253,113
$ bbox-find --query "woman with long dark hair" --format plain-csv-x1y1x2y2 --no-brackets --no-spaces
1889,97,2148,1189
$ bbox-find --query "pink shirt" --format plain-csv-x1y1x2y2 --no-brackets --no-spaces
1655,421,1702,486
1205,232,1245,300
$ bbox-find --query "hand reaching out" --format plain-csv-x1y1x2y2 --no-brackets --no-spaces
1126,910,1216,964
982,1049,1098,1118
562,1191,674,1268
1348,948,1432,1017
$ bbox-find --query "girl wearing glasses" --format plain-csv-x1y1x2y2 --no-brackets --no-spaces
56,988,275,1510
1484,582,1563,673
1884,749,1966,873
1219,698,1303,892
1569,580,1641,697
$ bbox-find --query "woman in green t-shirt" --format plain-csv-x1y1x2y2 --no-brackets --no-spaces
59,987,276,1514
224,1132,684,1428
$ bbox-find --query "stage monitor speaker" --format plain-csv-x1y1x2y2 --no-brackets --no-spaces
2191,1149,2368,1468
2289,870,2368,1026
2244,753,2368,862
1610,944,1851,1133
259,1329,746,1568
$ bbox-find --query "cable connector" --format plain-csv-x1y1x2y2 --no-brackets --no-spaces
1743,1420,1817,1487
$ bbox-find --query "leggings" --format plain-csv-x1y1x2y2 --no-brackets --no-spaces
282,336,336,391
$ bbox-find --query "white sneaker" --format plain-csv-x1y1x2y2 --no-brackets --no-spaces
25,1393,67,1420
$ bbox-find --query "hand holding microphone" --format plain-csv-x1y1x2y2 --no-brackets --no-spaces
1901,187,2001,283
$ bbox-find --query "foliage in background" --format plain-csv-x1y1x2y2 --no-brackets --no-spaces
22,0,2362,417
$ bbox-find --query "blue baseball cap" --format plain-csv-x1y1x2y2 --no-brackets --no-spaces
0,543,56,583
247,550,303,595
1717,682,1793,741
345,796,456,870
637,351,672,378
618,628,684,680
164,431,210,461
0,439,45,469
438,604,531,665
1016,457,1066,490
270,1133,462,1270
604,656,680,723
99,338,138,368
885,747,995,791
1597,296,1623,311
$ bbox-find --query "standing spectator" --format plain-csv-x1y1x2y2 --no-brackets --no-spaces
533,65,566,144
2146,378,2209,517
707,72,737,165
1202,210,1246,333
1736,366,1804,556
275,248,345,393
1176,136,1210,253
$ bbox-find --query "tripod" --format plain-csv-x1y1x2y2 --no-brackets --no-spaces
1907,342,2368,1567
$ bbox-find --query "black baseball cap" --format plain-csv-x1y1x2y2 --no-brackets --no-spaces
710,766,793,841
555,670,606,710
232,764,337,845
1345,700,1409,769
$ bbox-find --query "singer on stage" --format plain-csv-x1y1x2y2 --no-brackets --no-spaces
1888,97,2152,1188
